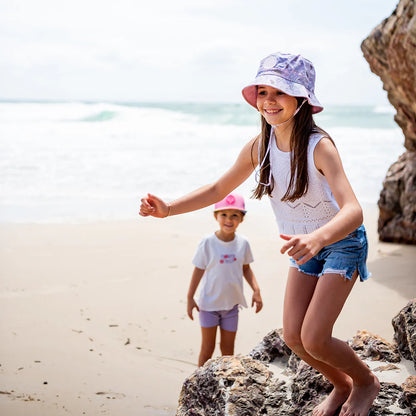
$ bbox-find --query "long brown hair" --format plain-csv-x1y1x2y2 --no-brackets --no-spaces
251,98,329,202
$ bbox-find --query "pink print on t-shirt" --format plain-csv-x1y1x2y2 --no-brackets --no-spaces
219,254,237,264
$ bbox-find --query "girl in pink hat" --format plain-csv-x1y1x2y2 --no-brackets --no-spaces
140,52,379,416
187,192,263,367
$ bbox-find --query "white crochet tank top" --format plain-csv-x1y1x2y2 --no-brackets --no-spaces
268,131,340,234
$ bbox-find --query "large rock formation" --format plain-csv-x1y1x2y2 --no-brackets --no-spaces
393,299,416,369
176,356,291,416
361,0,416,244
176,299,416,415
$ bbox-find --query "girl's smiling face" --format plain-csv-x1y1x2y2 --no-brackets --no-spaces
214,209,244,239
256,85,298,126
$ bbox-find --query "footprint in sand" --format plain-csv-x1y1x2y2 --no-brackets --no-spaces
95,391,126,399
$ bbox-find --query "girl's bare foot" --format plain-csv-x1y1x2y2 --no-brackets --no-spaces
312,384,352,416
339,374,380,416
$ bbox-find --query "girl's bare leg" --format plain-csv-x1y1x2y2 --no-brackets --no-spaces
199,326,217,366
283,268,352,416
283,268,379,416
219,328,237,356
301,272,380,416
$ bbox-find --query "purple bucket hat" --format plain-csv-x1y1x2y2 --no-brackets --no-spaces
242,52,323,114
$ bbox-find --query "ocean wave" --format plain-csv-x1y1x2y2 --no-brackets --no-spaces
81,110,117,122
0,101,405,221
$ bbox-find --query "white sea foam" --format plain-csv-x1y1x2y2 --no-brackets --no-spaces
373,104,396,114
0,101,403,222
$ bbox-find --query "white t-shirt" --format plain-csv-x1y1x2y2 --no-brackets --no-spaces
192,233,254,311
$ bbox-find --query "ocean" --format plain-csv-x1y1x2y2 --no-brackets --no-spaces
0,101,404,223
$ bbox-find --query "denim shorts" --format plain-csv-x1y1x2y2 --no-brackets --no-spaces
199,304,239,332
289,225,371,281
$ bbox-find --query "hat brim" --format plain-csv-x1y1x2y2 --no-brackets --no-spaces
214,207,247,214
242,75,323,114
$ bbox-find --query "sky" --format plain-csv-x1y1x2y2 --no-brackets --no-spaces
0,0,398,105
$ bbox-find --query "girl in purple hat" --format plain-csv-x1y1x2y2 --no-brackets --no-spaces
187,192,263,367
140,52,379,416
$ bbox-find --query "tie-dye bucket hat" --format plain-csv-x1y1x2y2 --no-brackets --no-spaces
242,52,323,114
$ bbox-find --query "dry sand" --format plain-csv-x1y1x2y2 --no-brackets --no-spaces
1,203,415,415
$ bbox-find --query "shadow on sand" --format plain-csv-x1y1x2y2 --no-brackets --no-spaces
368,243,416,300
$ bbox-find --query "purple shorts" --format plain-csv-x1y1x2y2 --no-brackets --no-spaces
199,304,239,332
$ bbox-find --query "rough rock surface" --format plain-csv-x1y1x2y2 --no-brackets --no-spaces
176,299,416,415
348,330,401,362
249,328,291,363
399,375,416,414
289,360,333,413
361,0,416,244
393,299,416,369
176,356,289,416
176,354,412,415
378,151,416,243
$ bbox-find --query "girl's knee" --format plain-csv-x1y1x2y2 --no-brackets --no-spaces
300,331,329,360
283,329,303,353
220,345,234,356
200,326,217,355
201,342,215,356
199,345,215,366
219,332,236,355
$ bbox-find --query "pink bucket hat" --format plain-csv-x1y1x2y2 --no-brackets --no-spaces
214,193,246,214
242,52,323,114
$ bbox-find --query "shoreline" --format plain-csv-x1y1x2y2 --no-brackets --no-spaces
1,204,415,415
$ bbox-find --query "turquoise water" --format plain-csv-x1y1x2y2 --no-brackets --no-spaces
121,101,398,129
0,101,404,222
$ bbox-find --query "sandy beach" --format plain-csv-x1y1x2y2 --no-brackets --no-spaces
1,203,415,416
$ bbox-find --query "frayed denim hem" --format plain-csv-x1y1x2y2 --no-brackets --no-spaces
319,268,372,282
289,263,320,278
320,267,352,280
289,262,372,282
287,224,371,282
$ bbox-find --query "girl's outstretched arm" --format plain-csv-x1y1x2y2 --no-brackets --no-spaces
139,136,259,218
243,264,263,313
281,137,363,265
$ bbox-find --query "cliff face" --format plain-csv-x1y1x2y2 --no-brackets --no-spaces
361,0,416,244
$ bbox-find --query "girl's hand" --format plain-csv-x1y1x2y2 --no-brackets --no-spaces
139,193,170,218
251,292,263,313
280,233,323,265
252,291,263,313
187,298,199,320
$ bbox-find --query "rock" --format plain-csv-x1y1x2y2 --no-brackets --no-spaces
374,363,401,372
287,351,302,373
176,356,413,416
377,151,416,243
361,0,416,152
372,383,408,415
399,376,416,415
348,330,401,363
177,336,414,415
176,355,289,416
175,354,334,416
361,0,416,244
249,328,292,363
177,300,416,415
392,299,416,369
290,360,333,413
